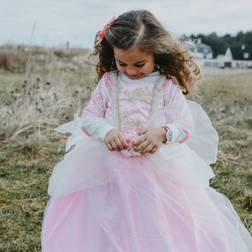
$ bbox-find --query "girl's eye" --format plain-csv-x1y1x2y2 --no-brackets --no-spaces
135,63,145,68
117,62,146,68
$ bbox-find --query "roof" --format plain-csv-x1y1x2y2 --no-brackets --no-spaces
230,46,252,60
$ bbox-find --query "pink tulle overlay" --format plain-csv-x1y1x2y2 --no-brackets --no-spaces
41,138,252,251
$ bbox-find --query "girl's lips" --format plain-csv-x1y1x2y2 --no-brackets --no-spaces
127,74,144,79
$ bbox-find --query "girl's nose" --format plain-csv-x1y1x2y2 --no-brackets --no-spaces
126,68,138,76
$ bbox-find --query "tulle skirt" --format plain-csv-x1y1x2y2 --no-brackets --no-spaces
41,140,252,252
41,101,252,251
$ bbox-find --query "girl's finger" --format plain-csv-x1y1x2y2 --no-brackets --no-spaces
110,140,118,150
149,145,158,154
138,128,148,135
132,135,146,147
134,139,149,152
118,134,128,148
106,142,114,151
141,144,154,154
114,136,124,150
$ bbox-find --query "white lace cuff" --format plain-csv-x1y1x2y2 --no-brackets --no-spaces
82,117,116,142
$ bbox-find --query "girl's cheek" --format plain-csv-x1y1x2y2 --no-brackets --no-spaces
116,65,125,73
141,65,149,74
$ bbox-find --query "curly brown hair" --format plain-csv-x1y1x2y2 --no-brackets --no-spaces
90,10,200,94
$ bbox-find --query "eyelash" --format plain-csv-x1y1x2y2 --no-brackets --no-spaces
119,63,146,68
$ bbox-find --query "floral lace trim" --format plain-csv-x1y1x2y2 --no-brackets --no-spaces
109,72,167,130
119,86,153,105
103,72,113,96
85,74,113,117
90,88,107,116
120,111,144,131
108,72,120,128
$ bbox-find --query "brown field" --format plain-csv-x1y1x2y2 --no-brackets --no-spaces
0,45,252,251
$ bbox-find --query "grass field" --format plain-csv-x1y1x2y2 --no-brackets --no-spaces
0,47,252,251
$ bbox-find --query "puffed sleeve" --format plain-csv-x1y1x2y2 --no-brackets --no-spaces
82,73,115,141
162,78,193,144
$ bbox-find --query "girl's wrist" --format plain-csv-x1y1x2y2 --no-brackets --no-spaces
160,126,168,143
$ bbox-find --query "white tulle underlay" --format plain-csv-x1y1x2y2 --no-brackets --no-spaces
48,101,218,198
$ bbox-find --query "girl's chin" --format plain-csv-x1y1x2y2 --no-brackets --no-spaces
127,74,145,80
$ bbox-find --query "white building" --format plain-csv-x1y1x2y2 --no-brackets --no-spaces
186,38,213,63
187,39,252,69
204,48,252,68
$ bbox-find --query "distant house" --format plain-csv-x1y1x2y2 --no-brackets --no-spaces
186,38,213,60
212,47,252,68
187,39,252,68
231,44,252,61
216,48,233,68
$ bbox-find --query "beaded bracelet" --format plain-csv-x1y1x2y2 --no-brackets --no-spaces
161,125,188,144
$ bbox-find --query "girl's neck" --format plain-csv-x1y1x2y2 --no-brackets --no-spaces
118,71,160,84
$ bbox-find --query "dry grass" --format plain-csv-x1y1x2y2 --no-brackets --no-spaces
191,67,252,233
0,46,252,251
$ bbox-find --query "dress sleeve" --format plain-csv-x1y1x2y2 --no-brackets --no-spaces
162,79,193,144
82,73,115,141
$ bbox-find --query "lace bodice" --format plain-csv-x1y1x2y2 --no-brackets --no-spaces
82,71,193,142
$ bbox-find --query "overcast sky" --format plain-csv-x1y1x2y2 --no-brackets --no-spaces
1,0,252,48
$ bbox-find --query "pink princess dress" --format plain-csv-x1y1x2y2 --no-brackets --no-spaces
41,71,252,251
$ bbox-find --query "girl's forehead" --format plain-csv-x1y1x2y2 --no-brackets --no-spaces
113,47,153,63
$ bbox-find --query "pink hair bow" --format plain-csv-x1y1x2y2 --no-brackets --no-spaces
97,17,116,44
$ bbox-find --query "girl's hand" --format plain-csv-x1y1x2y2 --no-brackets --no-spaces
132,128,167,154
104,129,128,151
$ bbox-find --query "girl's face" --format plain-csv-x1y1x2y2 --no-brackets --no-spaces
113,46,155,80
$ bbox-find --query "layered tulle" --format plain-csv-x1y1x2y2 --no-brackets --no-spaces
42,150,252,251
47,101,218,198
47,139,216,198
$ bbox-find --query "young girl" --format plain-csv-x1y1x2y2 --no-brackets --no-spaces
41,10,252,251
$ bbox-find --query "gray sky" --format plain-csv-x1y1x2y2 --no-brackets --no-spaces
1,0,252,48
